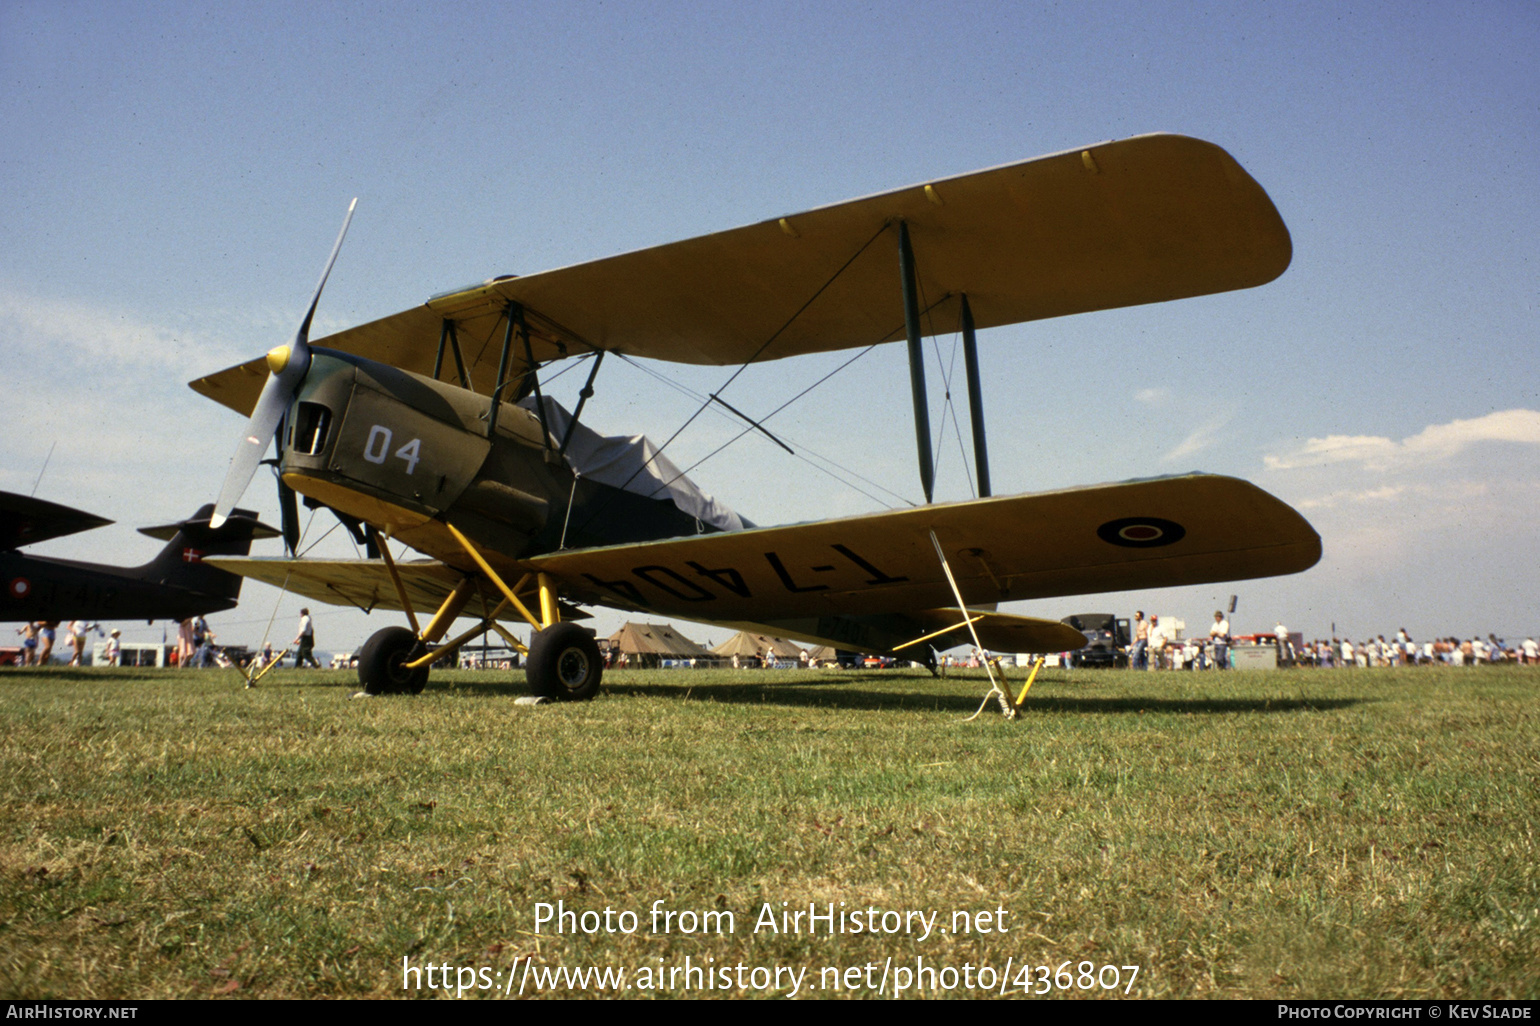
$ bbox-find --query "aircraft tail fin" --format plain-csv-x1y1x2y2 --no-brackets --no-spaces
132,505,281,610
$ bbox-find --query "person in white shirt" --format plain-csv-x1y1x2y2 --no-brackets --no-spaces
293,609,320,668
1131,611,1149,670
1147,616,1167,670
1210,611,1230,670
1274,621,1292,664
67,621,91,666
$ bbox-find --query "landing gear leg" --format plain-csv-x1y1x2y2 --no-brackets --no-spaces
358,527,478,695
443,523,604,702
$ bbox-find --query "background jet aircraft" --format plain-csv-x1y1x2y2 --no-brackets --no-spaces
0,491,277,623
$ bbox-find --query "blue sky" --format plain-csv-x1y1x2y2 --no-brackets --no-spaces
3,1,1537,653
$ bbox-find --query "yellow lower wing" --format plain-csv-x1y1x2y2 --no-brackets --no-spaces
521,474,1319,622
208,474,1316,657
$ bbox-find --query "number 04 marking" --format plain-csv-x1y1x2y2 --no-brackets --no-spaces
363,425,421,475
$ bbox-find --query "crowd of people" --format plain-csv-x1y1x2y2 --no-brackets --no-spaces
1278,630,1538,668
1125,610,1537,670
1128,610,1243,670
10,609,319,670
12,620,118,666
11,609,1539,672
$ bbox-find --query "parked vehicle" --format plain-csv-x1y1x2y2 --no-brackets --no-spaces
1061,613,1131,668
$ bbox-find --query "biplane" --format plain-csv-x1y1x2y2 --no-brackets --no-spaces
194,133,1320,699
0,490,276,623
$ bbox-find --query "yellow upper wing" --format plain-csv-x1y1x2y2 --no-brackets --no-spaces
191,134,1290,416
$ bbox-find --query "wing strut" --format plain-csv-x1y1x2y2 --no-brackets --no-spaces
898,221,936,503
514,304,556,459
486,305,519,437
901,231,992,503
959,294,992,498
367,526,422,635
433,319,472,390
558,351,606,460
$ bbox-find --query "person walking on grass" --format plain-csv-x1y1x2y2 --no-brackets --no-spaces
294,609,320,669
16,622,38,666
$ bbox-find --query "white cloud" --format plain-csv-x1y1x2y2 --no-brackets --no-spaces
0,285,282,382
1134,387,1169,405
1163,410,1233,463
0,288,203,371
1402,409,1540,458
0,288,247,523
1265,410,1540,471
1295,485,1405,510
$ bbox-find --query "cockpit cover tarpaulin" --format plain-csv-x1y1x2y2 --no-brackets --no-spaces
520,397,745,533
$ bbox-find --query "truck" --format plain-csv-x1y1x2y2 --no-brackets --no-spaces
1060,613,1131,668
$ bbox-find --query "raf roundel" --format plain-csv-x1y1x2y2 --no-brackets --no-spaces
1097,517,1187,548
8,577,31,599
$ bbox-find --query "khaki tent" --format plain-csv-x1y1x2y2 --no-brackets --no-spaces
606,622,711,667
711,631,806,664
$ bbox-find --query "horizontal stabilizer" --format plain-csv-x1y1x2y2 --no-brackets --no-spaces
0,490,113,551
138,508,281,543
910,609,1089,654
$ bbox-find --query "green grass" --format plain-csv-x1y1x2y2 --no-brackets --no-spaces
1,663,1536,999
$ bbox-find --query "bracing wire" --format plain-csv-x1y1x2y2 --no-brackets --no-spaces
567,223,897,535
245,505,319,685
297,518,341,558
606,221,894,498
613,346,914,508
914,267,977,499
653,343,915,509
629,279,961,515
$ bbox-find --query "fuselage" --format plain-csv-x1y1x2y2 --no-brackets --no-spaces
0,505,265,622
275,349,725,575
1,551,238,622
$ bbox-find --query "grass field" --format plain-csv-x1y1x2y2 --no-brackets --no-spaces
1,662,1535,999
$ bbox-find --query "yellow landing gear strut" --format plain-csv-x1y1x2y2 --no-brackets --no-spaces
354,523,602,701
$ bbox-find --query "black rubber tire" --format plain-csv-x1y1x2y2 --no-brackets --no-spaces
358,626,429,695
527,623,603,701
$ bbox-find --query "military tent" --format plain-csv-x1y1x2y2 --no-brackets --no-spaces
606,622,712,668
711,631,806,666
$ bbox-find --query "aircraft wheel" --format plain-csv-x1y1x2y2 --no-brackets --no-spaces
359,626,429,695
527,623,602,701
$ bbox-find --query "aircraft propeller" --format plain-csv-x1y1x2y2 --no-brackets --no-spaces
209,199,357,531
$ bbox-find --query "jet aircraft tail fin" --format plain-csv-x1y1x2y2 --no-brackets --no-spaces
133,505,282,610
